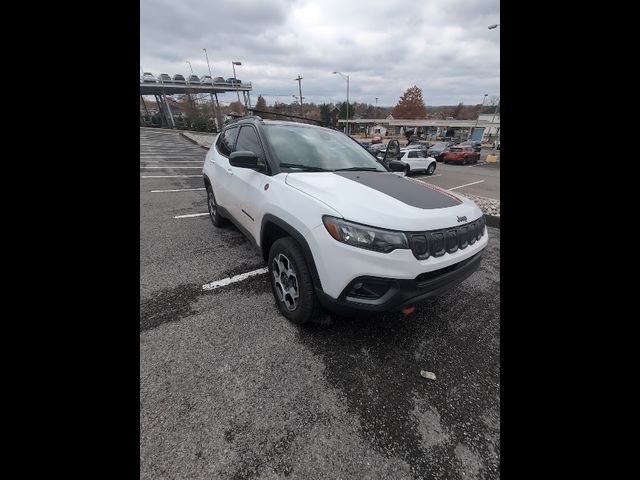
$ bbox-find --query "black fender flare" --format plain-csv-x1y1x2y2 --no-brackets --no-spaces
261,214,323,292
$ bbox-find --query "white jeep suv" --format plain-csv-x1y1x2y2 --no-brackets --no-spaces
203,117,488,324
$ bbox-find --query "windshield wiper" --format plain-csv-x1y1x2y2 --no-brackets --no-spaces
279,163,330,171
332,167,381,172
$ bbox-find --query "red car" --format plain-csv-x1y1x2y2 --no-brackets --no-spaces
442,145,480,165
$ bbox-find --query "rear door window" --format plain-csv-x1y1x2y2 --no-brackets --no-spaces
216,127,238,157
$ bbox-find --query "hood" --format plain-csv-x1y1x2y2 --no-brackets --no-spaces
285,171,483,231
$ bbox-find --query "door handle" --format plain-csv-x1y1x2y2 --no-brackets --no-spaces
226,168,233,175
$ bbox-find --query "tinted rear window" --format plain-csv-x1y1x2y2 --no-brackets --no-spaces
216,127,238,157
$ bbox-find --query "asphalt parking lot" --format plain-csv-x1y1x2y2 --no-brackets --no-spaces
140,127,500,480
408,150,500,200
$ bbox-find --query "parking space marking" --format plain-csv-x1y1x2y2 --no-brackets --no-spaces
141,175,201,178
151,188,206,193
174,212,209,218
202,267,268,291
448,180,485,191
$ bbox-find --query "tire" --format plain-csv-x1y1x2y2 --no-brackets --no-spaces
268,237,320,325
405,165,411,176
206,185,229,227
426,163,436,175
462,157,468,165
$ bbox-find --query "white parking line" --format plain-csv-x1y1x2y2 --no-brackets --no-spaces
202,267,269,291
468,162,488,168
140,166,202,169
151,188,206,193
447,180,485,191
174,212,209,219
141,175,201,178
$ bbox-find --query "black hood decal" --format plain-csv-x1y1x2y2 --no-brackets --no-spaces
334,172,462,209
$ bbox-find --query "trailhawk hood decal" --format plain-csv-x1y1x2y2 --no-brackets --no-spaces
285,172,482,232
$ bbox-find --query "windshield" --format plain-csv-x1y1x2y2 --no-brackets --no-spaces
263,124,387,172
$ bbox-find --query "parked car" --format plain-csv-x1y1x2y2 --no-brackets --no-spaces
427,142,452,162
141,72,157,83
158,73,172,84
459,140,482,152
172,74,186,84
187,75,201,85
201,75,214,85
394,149,437,175
404,144,429,156
441,145,481,165
367,143,387,156
214,76,225,83
226,78,241,84
202,117,487,324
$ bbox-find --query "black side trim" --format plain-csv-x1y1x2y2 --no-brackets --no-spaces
241,209,255,222
218,206,261,255
260,214,323,292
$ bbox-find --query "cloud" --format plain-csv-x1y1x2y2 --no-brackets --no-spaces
140,0,499,106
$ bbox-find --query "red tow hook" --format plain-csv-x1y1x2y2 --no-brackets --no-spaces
401,306,416,315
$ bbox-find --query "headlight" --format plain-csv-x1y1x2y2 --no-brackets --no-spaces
322,216,409,253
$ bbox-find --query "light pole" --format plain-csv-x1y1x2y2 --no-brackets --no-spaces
203,48,220,131
333,71,350,135
186,60,193,76
232,61,242,108
472,93,489,140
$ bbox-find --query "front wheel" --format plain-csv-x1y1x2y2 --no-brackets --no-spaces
405,165,411,176
268,237,320,325
426,163,436,175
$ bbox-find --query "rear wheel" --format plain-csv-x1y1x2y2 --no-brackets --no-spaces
405,165,411,176
206,185,229,227
268,237,320,325
426,163,436,175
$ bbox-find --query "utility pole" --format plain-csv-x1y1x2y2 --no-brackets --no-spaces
294,75,304,117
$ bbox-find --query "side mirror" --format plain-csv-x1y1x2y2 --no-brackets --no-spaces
229,150,262,170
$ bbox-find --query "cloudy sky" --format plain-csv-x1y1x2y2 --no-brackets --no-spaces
140,0,499,107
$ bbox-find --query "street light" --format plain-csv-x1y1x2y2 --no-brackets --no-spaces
488,24,500,29
232,61,242,107
333,71,350,135
203,49,214,86
186,60,193,76
474,94,488,127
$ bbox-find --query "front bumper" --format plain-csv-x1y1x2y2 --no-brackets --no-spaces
317,251,483,314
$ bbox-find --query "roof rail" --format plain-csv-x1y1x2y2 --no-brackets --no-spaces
224,114,263,125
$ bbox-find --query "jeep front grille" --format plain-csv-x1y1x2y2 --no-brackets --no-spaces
407,216,486,260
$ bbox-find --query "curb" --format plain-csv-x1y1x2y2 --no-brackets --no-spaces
484,214,500,229
180,132,210,150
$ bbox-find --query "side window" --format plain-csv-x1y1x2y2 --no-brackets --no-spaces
215,127,238,157
235,126,266,165
408,151,418,158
